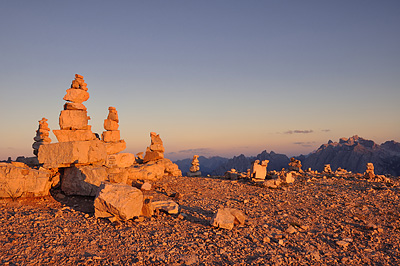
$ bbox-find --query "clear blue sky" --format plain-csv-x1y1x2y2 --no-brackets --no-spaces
1,1,399,160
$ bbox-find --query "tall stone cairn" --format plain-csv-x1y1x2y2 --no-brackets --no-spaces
102,107,121,142
32,118,51,156
364,163,375,179
143,132,165,163
189,155,200,173
53,74,96,142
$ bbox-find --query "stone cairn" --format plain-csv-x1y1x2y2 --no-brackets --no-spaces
288,157,302,172
364,163,375,179
102,107,121,142
143,132,165,163
53,74,96,142
32,118,51,156
187,155,201,177
250,160,269,180
323,164,332,174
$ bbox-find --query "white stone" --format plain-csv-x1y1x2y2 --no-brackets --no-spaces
152,200,179,214
94,182,143,221
38,139,107,168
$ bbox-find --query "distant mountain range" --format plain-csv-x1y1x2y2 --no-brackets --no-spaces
173,136,400,176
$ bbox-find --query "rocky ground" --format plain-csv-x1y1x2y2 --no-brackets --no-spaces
1,174,400,265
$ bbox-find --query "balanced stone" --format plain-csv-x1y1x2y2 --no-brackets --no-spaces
143,132,165,163
32,118,51,156
59,110,90,130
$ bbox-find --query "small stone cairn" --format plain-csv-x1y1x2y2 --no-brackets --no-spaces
364,163,375,179
288,157,303,172
250,160,268,180
143,132,165,163
187,155,201,177
53,74,96,142
323,164,332,174
32,118,51,156
102,107,121,142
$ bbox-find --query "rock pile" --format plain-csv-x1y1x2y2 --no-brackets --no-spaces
102,107,126,155
187,155,201,177
53,74,96,143
364,162,375,179
288,157,302,172
323,164,332,174
143,132,165,163
32,118,51,156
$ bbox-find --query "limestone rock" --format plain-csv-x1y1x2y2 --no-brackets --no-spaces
250,160,268,179
281,172,295,183
143,132,165,163
141,198,154,217
152,200,179,214
0,163,54,198
38,139,107,168
323,164,332,174
71,74,88,91
141,182,152,191
61,165,108,196
104,140,126,155
64,102,87,111
53,129,96,142
63,88,90,103
104,119,119,131
224,169,239,180
94,182,144,222
59,110,90,130
102,130,120,142
211,208,246,230
105,153,135,168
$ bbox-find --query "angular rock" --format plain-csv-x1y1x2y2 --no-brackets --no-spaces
104,140,126,155
250,160,267,179
104,119,119,131
63,88,90,103
0,163,54,198
94,182,143,221
64,102,87,111
105,153,135,168
61,165,108,196
143,148,164,163
152,200,179,214
53,129,96,142
102,130,120,142
141,198,154,217
59,110,89,130
38,139,107,168
211,208,246,230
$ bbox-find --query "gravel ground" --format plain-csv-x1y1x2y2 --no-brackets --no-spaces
1,175,400,265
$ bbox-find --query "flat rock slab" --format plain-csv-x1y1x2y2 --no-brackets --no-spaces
38,139,107,168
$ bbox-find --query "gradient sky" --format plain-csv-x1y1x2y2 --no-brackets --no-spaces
1,1,399,161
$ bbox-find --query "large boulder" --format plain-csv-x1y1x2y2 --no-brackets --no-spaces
211,208,246,230
0,163,55,198
38,139,107,168
94,182,143,222
61,165,108,196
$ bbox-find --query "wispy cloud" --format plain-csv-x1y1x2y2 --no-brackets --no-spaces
284,130,314,134
293,141,316,147
321,129,331,132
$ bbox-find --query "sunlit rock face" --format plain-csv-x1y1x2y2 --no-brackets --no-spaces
301,136,400,175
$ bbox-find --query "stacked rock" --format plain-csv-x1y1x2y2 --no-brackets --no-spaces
323,164,332,174
364,163,375,179
102,107,120,141
53,74,96,142
143,132,165,163
32,118,51,156
288,157,302,172
187,155,201,177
